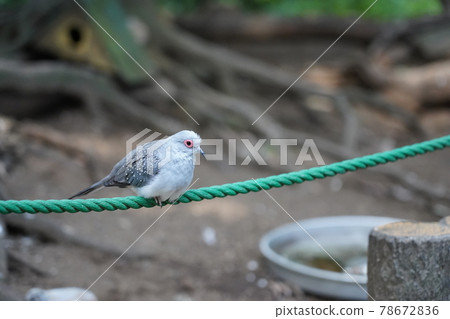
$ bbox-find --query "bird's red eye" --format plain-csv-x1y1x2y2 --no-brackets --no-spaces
184,139,193,148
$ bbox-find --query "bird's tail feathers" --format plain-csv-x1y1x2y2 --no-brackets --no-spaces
68,179,106,199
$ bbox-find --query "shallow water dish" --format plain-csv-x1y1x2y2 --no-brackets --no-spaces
259,215,401,300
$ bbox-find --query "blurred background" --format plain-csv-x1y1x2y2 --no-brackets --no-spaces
0,0,449,300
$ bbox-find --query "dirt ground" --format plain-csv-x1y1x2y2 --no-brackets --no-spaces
1,39,449,301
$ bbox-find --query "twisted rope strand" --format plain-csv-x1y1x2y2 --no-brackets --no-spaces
1,135,449,214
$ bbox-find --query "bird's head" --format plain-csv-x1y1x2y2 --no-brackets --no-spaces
171,130,205,158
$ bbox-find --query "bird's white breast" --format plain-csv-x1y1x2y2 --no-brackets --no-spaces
134,152,194,201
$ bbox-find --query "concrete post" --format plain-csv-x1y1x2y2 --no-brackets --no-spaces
0,219,7,281
367,218,450,300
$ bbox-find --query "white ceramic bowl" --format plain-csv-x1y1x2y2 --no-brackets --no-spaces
259,215,401,300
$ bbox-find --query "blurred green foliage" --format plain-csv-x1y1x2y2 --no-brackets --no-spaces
0,0,26,7
158,0,442,20
0,0,441,20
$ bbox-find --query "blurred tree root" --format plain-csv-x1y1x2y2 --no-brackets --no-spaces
2,214,154,260
18,123,102,182
176,14,381,43
142,8,423,139
0,59,184,134
0,117,22,201
0,58,357,159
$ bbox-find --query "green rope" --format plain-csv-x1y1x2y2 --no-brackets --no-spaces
1,135,449,214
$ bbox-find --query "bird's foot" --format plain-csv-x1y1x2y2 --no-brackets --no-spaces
154,196,163,207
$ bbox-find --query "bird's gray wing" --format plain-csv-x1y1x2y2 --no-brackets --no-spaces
103,140,165,188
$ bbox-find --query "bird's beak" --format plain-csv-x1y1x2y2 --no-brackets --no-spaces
200,148,206,159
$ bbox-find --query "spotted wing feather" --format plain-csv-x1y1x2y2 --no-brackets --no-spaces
68,140,165,199
103,141,163,188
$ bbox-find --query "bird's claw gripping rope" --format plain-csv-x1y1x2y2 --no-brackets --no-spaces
0,135,449,214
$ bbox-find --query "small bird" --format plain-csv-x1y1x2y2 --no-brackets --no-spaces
69,130,204,206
